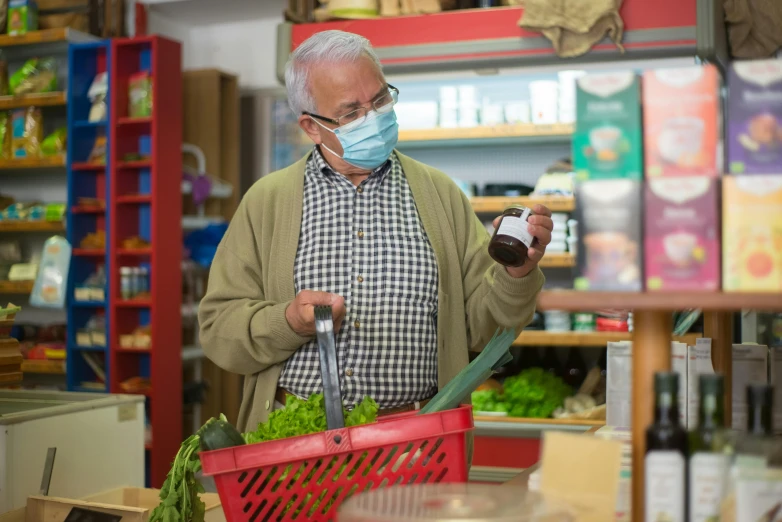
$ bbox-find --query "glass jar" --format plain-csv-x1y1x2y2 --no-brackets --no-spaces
488,205,535,267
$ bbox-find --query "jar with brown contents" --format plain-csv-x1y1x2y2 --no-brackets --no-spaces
488,205,535,267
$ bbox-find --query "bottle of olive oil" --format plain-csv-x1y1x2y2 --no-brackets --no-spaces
645,372,688,522
735,384,777,468
688,374,731,522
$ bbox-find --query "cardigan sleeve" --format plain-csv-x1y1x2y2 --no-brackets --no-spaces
198,197,309,375
457,189,545,351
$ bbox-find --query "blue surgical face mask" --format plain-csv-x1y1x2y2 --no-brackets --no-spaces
313,109,399,171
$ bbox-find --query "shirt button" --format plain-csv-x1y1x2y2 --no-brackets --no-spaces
354,320,361,329
357,187,363,194
345,368,354,377
357,275,364,283
357,230,364,239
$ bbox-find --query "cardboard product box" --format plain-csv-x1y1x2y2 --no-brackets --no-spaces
731,343,770,431
728,59,782,175
671,341,688,426
575,179,642,291
644,177,720,291
722,175,782,292
643,65,721,177
573,72,643,180
687,338,716,430
606,341,633,428
771,346,782,434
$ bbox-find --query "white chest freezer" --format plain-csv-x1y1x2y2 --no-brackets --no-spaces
0,390,145,513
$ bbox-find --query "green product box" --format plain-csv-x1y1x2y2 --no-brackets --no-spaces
573,72,643,181
8,0,38,36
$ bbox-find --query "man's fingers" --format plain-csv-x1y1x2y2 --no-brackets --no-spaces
532,204,552,217
527,246,545,264
492,216,502,229
300,289,342,305
528,214,554,230
527,224,552,246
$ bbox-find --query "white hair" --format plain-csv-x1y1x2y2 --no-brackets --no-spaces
285,30,383,116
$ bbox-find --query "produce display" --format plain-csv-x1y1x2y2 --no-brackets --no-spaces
472,368,572,418
151,394,379,522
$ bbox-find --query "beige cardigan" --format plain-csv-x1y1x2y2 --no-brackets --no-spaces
198,151,544,432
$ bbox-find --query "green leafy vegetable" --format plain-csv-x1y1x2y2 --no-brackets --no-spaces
471,368,572,419
151,395,379,522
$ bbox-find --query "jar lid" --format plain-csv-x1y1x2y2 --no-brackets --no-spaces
504,204,529,212
338,484,575,522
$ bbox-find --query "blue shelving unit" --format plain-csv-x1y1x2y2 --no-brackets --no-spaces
66,41,112,392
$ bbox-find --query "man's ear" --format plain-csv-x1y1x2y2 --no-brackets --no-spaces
299,115,321,145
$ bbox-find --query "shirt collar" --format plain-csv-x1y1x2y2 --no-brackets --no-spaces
311,146,394,185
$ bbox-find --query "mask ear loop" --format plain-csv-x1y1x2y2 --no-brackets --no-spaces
309,117,344,159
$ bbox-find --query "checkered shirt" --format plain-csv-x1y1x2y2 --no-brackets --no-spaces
278,148,439,409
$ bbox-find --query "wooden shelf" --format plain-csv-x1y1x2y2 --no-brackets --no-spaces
538,253,574,268
21,359,65,375
471,196,575,214
0,155,65,169
0,92,66,110
398,123,574,145
71,205,105,214
0,220,64,232
74,120,107,128
515,330,702,347
538,291,782,312
0,280,34,294
473,415,604,427
116,299,152,308
0,28,92,47
117,248,152,256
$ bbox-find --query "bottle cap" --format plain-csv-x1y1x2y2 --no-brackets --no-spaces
654,371,678,394
699,373,724,396
747,384,773,407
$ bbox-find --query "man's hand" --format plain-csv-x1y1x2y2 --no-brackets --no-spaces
285,290,346,336
492,204,554,278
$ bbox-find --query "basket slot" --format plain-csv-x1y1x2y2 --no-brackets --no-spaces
255,466,278,495
304,489,329,519
315,457,339,486
435,467,448,483
241,470,262,497
263,496,283,522
275,493,298,521
299,460,323,488
248,499,268,522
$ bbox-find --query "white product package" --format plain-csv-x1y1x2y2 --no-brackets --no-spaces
732,343,770,431
607,341,633,428
671,342,688,426
771,346,782,434
734,468,782,522
687,338,715,430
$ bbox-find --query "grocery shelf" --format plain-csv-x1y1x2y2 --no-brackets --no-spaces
71,301,107,308
115,299,152,308
118,116,153,126
72,345,107,352
116,194,152,204
471,196,575,214
474,415,604,428
515,330,702,347
117,160,152,169
71,205,105,214
0,28,93,48
21,359,66,375
537,291,782,312
0,92,67,110
0,280,34,293
71,162,107,171
116,248,152,257
0,156,66,169
0,220,65,232
397,123,573,148
71,248,105,257
73,120,107,128
537,253,574,269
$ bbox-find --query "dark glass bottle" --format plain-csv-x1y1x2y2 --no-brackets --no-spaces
563,347,586,389
488,205,534,267
688,374,731,522
645,372,688,522
736,384,779,468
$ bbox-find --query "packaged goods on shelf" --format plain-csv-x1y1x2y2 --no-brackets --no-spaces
128,71,152,118
7,0,38,35
9,57,56,95
722,175,782,291
728,468,782,522
671,341,688,426
394,101,438,130
87,72,108,122
74,265,106,302
529,79,558,125
687,338,715,430
0,113,9,159
573,72,642,180
643,65,721,177
773,347,782,434
88,131,106,164
10,106,42,158
644,177,720,291
728,59,782,175
29,236,69,308
732,343,770,431
575,179,642,291
606,340,632,427
40,127,65,157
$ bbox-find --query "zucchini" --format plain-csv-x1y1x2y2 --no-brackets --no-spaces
198,414,246,451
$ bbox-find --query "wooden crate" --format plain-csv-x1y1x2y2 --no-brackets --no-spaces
83,488,224,522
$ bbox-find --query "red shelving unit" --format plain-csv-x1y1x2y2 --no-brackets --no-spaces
109,35,182,488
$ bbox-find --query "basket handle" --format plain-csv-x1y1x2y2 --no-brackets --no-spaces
314,305,345,430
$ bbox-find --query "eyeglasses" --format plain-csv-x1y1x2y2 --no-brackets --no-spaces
304,85,399,131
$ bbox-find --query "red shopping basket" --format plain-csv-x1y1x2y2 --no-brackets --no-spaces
200,405,473,522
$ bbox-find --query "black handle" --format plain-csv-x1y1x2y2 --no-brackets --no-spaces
314,305,345,430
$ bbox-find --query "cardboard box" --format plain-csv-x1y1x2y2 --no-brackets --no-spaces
643,65,721,177
723,175,782,292
573,72,643,180
575,180,642,291
606,341,633,428
687,338,715,430
728,59,782,175
731,343,770,431
644,177,720,291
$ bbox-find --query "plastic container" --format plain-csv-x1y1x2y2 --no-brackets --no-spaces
338,484,577,521
201,406,474,522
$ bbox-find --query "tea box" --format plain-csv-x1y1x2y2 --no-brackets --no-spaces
644,177,720,291
574,179,642,291
728,59,782,174
643,65,721,177
723,175,782,291
573,72,642,180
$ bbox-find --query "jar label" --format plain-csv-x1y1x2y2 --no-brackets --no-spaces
689,452,729,522
497,209,534,247
645,451,685,522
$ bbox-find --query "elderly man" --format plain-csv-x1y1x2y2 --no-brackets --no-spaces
199,30,553,432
